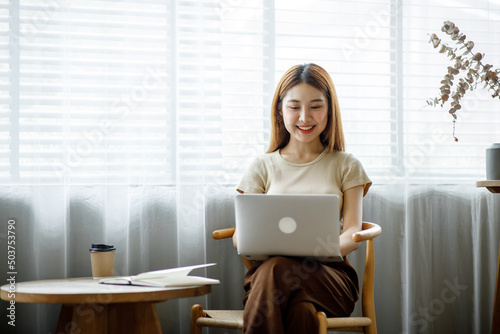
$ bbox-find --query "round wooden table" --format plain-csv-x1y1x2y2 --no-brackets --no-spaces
1,277,211,334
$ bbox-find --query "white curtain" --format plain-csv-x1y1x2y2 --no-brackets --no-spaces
1,184,499,333
1,1,500,333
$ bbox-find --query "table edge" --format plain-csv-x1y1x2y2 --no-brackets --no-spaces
1,278,211,304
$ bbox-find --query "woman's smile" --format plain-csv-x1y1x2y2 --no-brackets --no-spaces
296,125,316,134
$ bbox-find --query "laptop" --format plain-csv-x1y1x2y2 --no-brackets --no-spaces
234,194,343,262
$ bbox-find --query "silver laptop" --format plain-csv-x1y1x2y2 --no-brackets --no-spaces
234,194,343,262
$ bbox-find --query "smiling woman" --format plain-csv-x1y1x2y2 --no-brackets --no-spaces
1,1,500,333
235,63,371,333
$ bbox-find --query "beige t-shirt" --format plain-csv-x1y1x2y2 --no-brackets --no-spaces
237,148,372,213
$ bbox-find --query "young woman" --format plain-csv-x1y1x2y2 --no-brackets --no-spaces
234,63,372,334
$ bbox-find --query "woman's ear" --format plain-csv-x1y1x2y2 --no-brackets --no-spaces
277,109,283,120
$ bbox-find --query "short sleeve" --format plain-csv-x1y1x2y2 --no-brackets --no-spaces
236,157,267,194
341,154,372,197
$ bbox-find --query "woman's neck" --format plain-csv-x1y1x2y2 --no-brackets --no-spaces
280,140,325,164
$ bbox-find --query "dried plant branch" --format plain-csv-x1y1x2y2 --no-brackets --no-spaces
427,21,500,141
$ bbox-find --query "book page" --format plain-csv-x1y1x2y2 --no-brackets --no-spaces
135,263,216,279
99,263,218,287
133,275,220,287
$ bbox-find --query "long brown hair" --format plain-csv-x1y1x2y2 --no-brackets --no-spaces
267,63,345,153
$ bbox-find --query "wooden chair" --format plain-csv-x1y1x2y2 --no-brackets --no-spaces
191,222,381,334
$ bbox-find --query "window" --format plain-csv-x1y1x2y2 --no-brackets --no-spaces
402,1,500,179
7,0,172,184
4,0,500,185
273,0,397,176
1,0,10,179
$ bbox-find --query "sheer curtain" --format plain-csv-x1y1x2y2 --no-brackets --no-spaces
0,1,499,333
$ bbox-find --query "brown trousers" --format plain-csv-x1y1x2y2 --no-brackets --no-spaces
242,256,359,334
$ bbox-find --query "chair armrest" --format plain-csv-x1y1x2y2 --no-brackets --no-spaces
212,227,253,269
213,223,382,242
212,228,235,240
352,222,382,242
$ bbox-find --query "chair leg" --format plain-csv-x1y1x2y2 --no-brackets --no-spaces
316,311,327,334
364,320,377,334
363,239,377,334
191,304,205,334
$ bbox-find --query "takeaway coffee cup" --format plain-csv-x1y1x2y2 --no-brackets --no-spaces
89,243,116,278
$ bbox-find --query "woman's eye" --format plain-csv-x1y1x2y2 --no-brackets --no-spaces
311,105,324,109
288,106,299,110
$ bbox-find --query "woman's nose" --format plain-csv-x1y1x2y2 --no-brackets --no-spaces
299,108,310,122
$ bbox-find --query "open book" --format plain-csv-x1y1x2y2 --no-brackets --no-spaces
99,263,220,287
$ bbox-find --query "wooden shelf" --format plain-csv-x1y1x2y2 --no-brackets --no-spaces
476,180,500,333
476,180,500,193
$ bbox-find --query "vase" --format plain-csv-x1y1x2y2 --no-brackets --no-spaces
486,143,500,180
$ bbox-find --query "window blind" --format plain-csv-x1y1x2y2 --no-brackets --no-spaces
1,0,10,180
403,1,500,179
271,0,500,180
274,0,398,177
176,0,269,184
13,0,172,183
4,0,500,185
